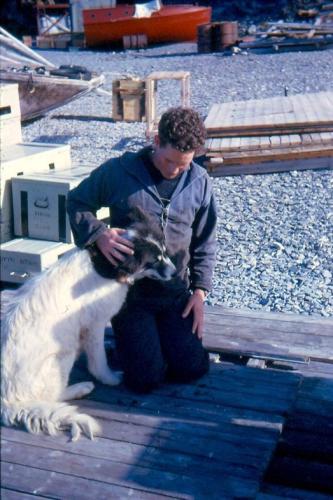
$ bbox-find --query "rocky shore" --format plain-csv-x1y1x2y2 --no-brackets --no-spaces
22,43,333,316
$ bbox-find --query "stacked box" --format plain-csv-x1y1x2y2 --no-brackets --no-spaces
112,78,146,122
12,166,109,243
0,83,22,147
1,142,71,243
0,238,75,284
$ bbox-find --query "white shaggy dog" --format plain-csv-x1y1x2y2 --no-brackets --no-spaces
1,213,175,440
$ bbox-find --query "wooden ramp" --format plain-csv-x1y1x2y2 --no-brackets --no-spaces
1,306,333,499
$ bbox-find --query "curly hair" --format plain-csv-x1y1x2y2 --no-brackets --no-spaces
158,107,206,152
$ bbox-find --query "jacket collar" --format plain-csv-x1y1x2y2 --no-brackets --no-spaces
119,147,205,202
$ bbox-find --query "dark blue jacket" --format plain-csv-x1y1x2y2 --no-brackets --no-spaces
67,148,217,292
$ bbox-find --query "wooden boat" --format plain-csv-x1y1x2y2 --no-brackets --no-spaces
0,27,105,121
83,3,212,47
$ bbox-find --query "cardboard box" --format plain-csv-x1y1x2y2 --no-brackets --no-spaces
0,83,21,119
1,142,72,233
0,83,22,147
0,238,75,284
0,116,22,148
12,167,109,243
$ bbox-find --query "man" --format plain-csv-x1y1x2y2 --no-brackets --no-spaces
67,107,217,393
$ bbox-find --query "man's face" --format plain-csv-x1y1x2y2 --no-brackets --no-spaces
152,139,195,180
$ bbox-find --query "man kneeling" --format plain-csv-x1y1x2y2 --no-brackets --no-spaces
67,107,217,393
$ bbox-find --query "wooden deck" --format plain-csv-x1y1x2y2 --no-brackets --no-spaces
1,305,333,499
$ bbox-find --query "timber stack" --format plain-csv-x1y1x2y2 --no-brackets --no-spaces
241,1,333,52
204,91,333,176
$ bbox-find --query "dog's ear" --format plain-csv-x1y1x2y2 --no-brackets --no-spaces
127,206,149,225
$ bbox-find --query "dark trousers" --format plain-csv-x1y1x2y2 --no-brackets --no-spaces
112,287,209,393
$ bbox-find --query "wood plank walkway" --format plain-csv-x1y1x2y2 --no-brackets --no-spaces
1,305,333,499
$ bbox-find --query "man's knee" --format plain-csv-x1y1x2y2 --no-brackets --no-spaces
167,348,210,383
124,360,166,393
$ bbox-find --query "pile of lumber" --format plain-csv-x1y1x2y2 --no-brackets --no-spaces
204,91,333,176
240,14,333,51
297,1,333,23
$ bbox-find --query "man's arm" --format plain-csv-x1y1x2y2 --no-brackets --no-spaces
67,162,112,248
183,181,217,338
67,161,133,261
189,188,218,293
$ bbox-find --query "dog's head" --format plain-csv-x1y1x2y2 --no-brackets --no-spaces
90,208,176,284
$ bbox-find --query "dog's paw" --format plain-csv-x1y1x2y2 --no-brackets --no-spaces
99,370,123,386
79,381,95,396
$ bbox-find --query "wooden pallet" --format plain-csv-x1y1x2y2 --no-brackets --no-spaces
204,92,333,138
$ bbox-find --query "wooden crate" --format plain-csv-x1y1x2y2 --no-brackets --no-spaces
212,21,238,50
112,78,146,122
0,238,75,284
12,167,109,243
0,83,22,147
197,23,213,53
0,142,71,242
36,36,55,49
145,71,191,139
197,22,238,53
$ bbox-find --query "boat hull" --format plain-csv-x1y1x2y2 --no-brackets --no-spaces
83,5,212,47
0,71,105,121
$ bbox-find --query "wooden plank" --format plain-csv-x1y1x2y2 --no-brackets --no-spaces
205,155,333,176
204,318,333,345
202,305,333,362
218,143,333,164
1,427,267,483
1,444,257,499
262,370,333,496
76,397,281,443
1,461,170,500
204,306,333,332
1,490,46,500
264,456,333,494
207,125,333,138
258,484,333,499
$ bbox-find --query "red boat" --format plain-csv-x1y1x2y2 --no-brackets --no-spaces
83,3,212,47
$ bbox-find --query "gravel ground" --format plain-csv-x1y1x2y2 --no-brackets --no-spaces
22,43,333,317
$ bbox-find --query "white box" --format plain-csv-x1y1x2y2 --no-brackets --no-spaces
0,115,22,147
12,167,109,243
0,83,21,119
0,238,75,284
0,219,13,244
1,142,72,226
0,83,22,147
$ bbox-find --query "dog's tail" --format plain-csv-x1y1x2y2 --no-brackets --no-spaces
1,400,101,441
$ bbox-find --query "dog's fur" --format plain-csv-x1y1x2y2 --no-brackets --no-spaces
1,212,175,440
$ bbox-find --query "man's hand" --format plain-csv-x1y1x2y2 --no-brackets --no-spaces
182,289,206,339
95,228,134,266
